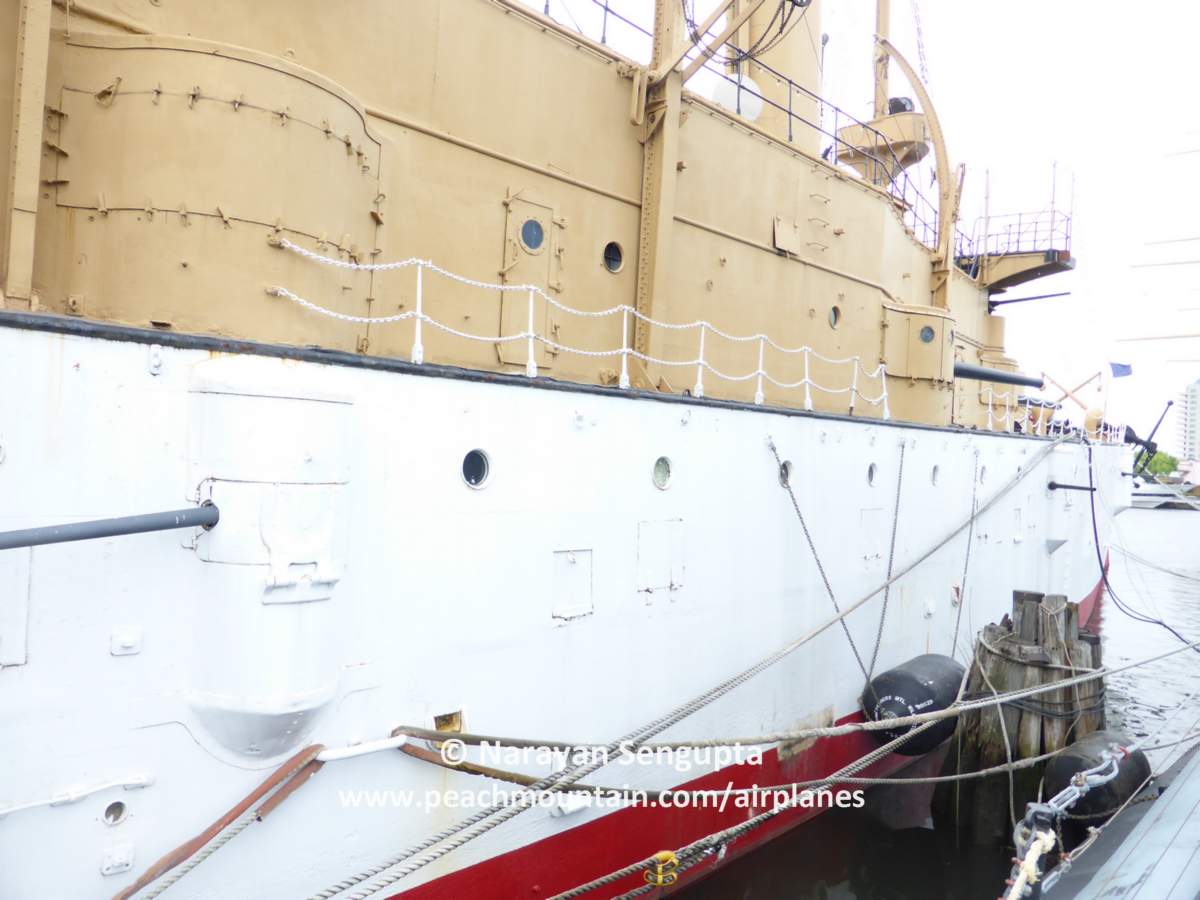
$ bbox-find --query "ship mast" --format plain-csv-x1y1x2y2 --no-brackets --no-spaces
635,0,771,362
632,0,686,362
873,0,891,119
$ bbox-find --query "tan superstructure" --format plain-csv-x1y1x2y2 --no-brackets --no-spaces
0,0,1071,428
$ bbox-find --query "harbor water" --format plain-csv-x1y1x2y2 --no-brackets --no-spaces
682,508,1200,900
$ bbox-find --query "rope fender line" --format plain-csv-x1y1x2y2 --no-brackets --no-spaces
1000,682,1200,895
1005,830,1057,900
387,631,1200,753
315,434,1074,897
551,717,952,900
560,651,985,899
400,736,1079,799
113,743,325,900
1112,543,1200,584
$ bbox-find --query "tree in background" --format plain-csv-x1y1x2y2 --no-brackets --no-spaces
1146,451,1179,477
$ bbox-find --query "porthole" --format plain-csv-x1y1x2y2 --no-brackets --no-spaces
602,241,624,273
462,449,490,488
652,456,672,490
829,306,842,329
779,460,795,488
919,325,936,343
979,465,988,485
867,462,877,486
519,218,545,253
103,800,127,826
931,464,940,486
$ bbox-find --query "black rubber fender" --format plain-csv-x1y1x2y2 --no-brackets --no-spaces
1043,730,1151,823
862,654,966,756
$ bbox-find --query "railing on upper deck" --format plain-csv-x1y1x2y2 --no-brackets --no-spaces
711,58,941,249
539,0,942,250
982,386,1123,443
270,237,1132,441
953,207,1073,279
270,238,890,417
955,204,1072,256
972,209,1072,257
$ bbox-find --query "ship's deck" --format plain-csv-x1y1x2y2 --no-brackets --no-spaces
0,308,1075,444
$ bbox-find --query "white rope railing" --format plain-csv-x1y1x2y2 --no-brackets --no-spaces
271,239,890,417
981,386,1123,443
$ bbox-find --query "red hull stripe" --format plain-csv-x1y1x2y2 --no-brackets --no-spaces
1078,551,1109,633
389,713,917,900
390,573,1111,899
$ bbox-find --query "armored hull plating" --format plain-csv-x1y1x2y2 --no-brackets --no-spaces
0,0,1131,895
0,318,1125,897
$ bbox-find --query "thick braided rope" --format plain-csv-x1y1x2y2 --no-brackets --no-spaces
768,439,871,683
866,439,907,685
951,449,981,656
549,854,662,900
415,635,1200,756
317,434,1071,897
563,657,982,898
324,596,880,900
312,613,838,899
140,813,257,899
557,718,947,900
413,739,1079,804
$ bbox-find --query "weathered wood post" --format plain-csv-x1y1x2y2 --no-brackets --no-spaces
1041,594,1071,752
1077,632,1104,736
933,589,1106,845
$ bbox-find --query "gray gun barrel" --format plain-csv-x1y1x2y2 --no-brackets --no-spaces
953,362,1044,389
0,504,219,551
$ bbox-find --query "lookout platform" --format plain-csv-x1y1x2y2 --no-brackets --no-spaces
955,209,1074,292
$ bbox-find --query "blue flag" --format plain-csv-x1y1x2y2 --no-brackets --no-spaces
1109,362,1133,378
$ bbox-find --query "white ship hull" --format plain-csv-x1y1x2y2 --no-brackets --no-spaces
0,317,1128,898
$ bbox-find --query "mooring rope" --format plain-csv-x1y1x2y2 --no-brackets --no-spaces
402,736,1075,800
1138,471,1200,512
1003,682,1200,896
138,813,258,900
115,745,325,900
1111,544,1200,585
312,435,1072,897
864,440,907,703
975,640,1019,830
1005,831,1057,900
766,438,871,683
553,724,946,899
952,449,981,657
393,632,1200,754
550,685,965,900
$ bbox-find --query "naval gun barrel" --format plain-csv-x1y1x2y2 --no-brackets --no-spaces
953,362,1044,389
0,503,219,551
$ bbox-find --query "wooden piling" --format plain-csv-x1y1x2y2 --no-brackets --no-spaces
1041,594,1070,752
1077,632,1105,737
933,589,1107,845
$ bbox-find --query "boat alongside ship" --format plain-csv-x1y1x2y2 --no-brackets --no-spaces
1131,485,1199,511
0,0,1131,897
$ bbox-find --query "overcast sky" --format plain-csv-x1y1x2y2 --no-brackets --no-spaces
883,0,1200,452
529,0,1199,451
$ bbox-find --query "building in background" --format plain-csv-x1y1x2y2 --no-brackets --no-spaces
1180,378,1200,478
